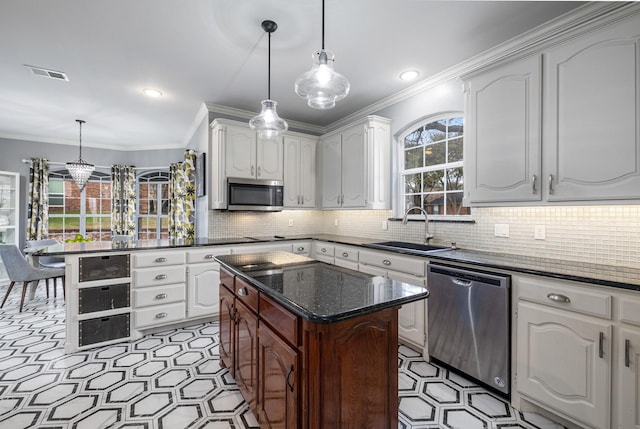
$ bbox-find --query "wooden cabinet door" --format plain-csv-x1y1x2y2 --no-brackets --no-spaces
516,301,611,428
257,135,284,180
340,123,366,208
187,264,221,319
319,133,342,208
258,323,298,429
464,54,542,204
544,16,640,201
219,285,235,375
618,327,640,429
235,299,259,411
225,124,257,179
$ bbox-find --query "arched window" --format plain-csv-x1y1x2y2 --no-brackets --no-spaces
398,115,470,218
48,169,112,241
137,170,170,239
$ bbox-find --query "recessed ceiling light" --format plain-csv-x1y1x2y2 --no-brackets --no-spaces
143,88,163,98
399,70,419,81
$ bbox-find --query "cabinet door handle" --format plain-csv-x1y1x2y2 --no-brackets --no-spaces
155,312,168,319
237,287,248,297
155,257,167,263
297,246,305,252
204,254,215,259
257,166,261,177
337,195,341,204
532,175,537,194
625,339,631,368
599,332,605,359
341,195,344,205
251,165,255,176
155,274,167,280
321,248,327,253
155,293,168,300
286,364,294,392
342,252,349,258
548,174,554,194
546,293,570,303
383,259,391,266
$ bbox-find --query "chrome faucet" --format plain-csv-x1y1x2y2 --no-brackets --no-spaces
402,206,434,244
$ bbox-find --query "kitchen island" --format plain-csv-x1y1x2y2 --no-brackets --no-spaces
215,251,429,429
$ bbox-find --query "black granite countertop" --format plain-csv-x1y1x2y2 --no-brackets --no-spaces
36,234,639,292
215,251,429,324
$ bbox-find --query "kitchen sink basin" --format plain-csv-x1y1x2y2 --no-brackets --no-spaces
365,241,450,254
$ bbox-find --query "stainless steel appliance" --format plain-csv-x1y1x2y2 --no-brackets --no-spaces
227,178,283,211
427,264,511,395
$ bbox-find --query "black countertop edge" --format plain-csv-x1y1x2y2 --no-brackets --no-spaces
218,260,429,324
38,234,639,291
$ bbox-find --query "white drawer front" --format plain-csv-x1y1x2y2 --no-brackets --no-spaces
359,250,425,277
516,275,612,319
134,266,185,288
134,284,185,308
186,247,231,264
135,302,185,328
619,297,640,326
335,245,359,262
133,251,186,268
335,259,358,271
312,242,335,257
291,242,311,255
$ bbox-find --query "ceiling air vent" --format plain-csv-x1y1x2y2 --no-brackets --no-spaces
24,65,69,81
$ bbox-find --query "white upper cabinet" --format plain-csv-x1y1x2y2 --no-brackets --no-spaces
544,16,640,201
284,135,317,208
463,10,640,205
318,116,391,209
463,55,542,204
209,119,285,209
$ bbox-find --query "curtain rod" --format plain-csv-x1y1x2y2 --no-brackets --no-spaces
21,159,169,171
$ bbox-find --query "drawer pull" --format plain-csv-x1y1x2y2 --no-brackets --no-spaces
547,293,570,303
342,252,349,258
155,257,167,263
286,364,294,392
297,246,305,252
383,259,391,266
155,312,168,319
532,174,537,194
204,254,215,259
548,174,554,195
155,293,168,300
625,339,631,368
321,248,327,253
599,332,605,359
237,287,248,297
155,274,167,280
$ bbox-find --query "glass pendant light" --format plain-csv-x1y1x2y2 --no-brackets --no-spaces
294,0,350,109
66,119,94,191
249,20,288,139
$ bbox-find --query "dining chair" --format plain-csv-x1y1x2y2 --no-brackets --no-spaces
0,244,66,312
25,239,65,299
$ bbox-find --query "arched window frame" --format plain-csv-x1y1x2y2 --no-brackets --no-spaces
396,113,471,220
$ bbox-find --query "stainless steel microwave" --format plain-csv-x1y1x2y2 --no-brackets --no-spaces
227,178,284,211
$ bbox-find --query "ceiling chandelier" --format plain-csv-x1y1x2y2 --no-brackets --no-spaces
294,0,350,109
249,20,288,139
66,119,94,191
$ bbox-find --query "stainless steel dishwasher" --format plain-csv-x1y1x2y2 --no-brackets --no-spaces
427,264,511,395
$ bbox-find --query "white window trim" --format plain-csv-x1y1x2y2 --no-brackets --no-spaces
393,112,473,221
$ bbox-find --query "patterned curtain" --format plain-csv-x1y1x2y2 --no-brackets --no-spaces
26,158,49,240
111,165,137,236
168,150,196,241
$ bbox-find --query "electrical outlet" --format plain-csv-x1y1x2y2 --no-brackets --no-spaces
334,218,339,227
382,220,388,231
534,225,546,240
494,224,510,238
288,219,294,227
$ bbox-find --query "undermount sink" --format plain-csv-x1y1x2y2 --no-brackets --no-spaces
365,241,450,254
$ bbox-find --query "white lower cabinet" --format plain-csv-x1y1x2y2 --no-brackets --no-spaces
514,274,640,429
186,247,232,319
310,241,335,264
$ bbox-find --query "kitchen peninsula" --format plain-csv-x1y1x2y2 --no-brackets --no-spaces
214,251,428,429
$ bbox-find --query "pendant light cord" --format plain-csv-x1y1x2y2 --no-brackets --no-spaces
268,30,271,100
76,119,85,160
321,0,325,49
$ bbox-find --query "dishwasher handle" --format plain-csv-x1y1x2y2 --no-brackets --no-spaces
452,278,473,287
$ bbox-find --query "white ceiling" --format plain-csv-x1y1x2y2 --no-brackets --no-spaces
0,0,587,151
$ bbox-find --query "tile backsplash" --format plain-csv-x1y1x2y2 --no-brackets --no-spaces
209,205,639,267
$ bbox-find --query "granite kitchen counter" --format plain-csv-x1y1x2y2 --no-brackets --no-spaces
215,251,429,323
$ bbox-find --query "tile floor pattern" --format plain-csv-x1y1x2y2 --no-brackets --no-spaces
0,282,567,429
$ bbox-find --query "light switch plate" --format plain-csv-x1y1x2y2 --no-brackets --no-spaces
288,219,294,227
382,220,388,231
494,224,510,238
534,225,546,240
